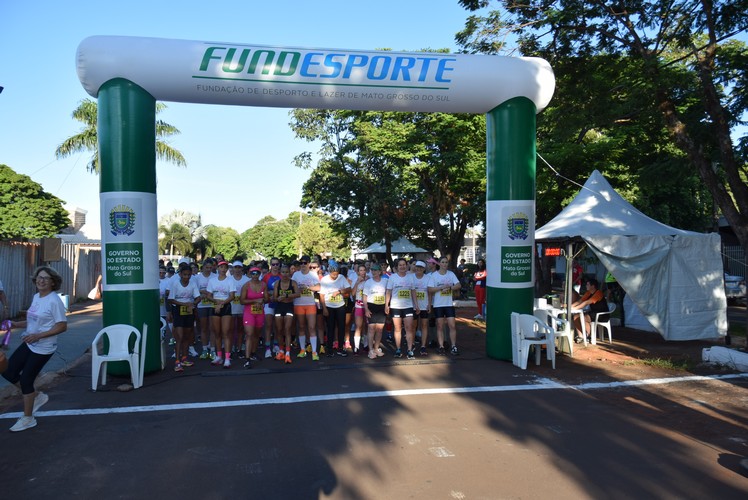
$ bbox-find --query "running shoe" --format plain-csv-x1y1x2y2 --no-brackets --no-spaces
333,341,339,350
394,348,402,358
273,343,280,354
244,361,252,369
265,348,272,359
284,353,292,364
275,351,285,361
224,358,231,368
344,341,352,350
168,338,176,345
199,350,210,360
312,352,319,361
376,347,385,357
437,346,446,356
319,345,326,355
181,359,194,367
249,354,259,361
33,392,49,414
297,350,307,358
368,350,377,360
327,349,335,358
407,350,415,360
306,344,312,353
10,416,37,432
353,348,360,357
211,356,223,366
174,363,183,372
188,346,199,357
420,346,428,356
451,345,460,356
336,350,348,357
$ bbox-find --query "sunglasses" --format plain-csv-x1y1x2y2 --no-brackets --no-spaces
271,263,280,266
250,271,260,275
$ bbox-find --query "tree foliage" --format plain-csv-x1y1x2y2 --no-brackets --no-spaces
239,211,348,262
290,107,486,266
158,222,192,257
55,99,187,174
0,164,70,239
456,0,748,250
203,225,241,261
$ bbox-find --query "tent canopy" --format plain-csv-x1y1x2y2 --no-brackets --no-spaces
536,170,727,341
357,237,428,255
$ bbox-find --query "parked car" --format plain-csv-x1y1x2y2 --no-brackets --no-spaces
724,273,746,304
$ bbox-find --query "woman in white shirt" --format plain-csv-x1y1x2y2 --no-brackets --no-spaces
3,266,67,432
427,257,461,356
385,258,419,359
319,263,351,357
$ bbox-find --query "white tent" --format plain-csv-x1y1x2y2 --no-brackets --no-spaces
536,170,727,341
357,237,428,255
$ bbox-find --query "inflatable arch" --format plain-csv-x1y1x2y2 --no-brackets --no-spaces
76,36,555,372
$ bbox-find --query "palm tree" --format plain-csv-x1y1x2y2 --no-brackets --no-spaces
159,223,192,258
55,99,187,174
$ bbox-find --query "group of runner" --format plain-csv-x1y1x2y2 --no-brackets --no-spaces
159,253,464,372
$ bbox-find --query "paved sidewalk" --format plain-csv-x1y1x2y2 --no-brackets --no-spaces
0,301,103,393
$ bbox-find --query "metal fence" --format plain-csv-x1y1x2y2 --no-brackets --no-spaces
723,245,746,277
0,240,101,317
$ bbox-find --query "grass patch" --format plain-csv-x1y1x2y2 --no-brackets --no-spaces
623,357,695,371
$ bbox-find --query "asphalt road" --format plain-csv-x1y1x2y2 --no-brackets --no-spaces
1,304,747,499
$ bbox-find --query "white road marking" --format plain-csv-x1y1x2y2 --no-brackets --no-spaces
1,373,745,420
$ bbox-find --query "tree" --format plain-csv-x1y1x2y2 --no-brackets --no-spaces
240,216,297,261
55,99,187,174
158,222,192,257
456,0,748,253
0,164,69,239
290,108,486,267
202,225,241,261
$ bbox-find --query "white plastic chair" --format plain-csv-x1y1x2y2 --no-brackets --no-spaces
91,324,143,391
512,313,556,370
534,308,573,357
592,303,617,343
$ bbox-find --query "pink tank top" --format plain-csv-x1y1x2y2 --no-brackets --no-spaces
243,283,265,315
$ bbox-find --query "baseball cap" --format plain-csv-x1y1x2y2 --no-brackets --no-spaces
427,258,439,265
249,266,262,273
415,261,426,268
232,261,244,267
217,261,229,267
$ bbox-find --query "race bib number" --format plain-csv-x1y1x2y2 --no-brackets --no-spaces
301,289,314,297
232,296,241,304
202,298,215,306
159,297,165,305
397,289,411,299
250,303,263,314
372,295,385,305
329,294,343,303
179,305,191,316
441,288,452,296
416,291,426,301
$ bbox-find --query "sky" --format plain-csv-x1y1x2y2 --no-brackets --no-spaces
0,0,475,236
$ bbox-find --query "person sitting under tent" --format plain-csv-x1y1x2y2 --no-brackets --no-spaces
570,278,608,343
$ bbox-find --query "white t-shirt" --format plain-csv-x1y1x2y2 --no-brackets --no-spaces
207,275,237,303
230,275,250,314
363,278,387,306
411,273,430,310
195,272,214,308
427,271,460,308
169,279,201,305
351,275,368,307
386,272,415,309
319,274,349,309
159,277,170,316
292,270,320,306
23,291,67,355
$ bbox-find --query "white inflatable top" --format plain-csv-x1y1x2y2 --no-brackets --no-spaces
77,36,555,114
